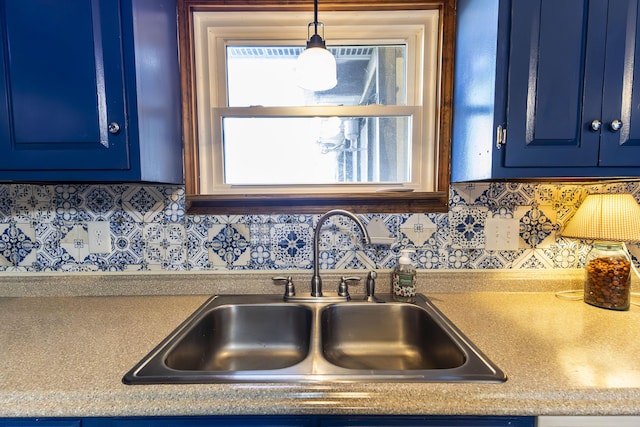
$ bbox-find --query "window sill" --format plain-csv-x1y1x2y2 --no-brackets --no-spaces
185,191,449,214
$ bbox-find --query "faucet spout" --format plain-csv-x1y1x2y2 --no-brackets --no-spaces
311,209,371,297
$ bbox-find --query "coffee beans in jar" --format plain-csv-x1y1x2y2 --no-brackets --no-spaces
584,242,631,311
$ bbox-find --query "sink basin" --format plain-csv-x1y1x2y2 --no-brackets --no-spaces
165,304,312,371
321,304,465,370
123,294,506,384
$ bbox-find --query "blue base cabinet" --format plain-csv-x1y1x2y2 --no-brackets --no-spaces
452,0,640,181
316,416,534,427
0,0,183,183
1,416,535,427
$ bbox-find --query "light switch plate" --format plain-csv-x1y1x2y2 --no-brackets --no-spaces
485,217,519,250
88,221,111,254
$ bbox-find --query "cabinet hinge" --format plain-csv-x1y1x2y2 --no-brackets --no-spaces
496,125,507,149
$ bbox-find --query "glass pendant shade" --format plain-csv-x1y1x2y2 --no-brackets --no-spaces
296,0,337,92
296,45,337,91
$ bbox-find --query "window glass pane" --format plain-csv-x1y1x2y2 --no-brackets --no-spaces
222,116,412,185
226,45,406,107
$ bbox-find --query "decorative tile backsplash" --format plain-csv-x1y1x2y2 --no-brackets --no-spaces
0,181,639,272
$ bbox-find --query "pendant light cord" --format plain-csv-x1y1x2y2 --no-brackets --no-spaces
313,0,319,36
555,243,640,307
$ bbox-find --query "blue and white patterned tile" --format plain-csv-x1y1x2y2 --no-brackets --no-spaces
445,247,470,269
0,222,39,267
13,184,56,224
249,218,274,246
574,241,593,268
426,213,450,249
270,223,312,269
622,181,640,196
488,207,515,219
120,262,152,272
272,214,314,225
58,262,100,272
122,186,165,223
546,242,579,269
468,248,516,269
1,180,636,273
536,184,584,228
449,206,488,249
33,222,62,271
109,224,145,269
0,185,13,219
14,221,39,268
512,248,554,269
515,205,557,248
627,243,640,269
362,245,393,269
208,223,251,269
78,185,120,221
249,244,274,269
185,215,211,270
110,209,139,235
488,182,536,209
415,248,448,269
333,249,375,270
162,186,186,223
54,185,83,222
598,181,640,195
399,214,437,248
316,246,338,270
143,223,187,270
60,222,91,263
449,183,491,207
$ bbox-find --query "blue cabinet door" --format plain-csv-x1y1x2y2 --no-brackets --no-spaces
0,421,80,427
1,417,535,427
82,416,312,427
599,0,640,166
0,0,183,183
82,416,534,427
452,0,640,181
503,0,604,167
0,0,129,170
319,416,534,427
504,0,640,169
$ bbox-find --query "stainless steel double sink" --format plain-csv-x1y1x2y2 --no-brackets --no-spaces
123,294,506,384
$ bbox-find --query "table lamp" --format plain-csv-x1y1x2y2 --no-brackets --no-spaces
561,193,640,310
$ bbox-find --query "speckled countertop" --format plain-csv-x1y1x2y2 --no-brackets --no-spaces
0,270,639,418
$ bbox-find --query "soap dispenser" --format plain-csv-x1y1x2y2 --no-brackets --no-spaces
392,249,417,303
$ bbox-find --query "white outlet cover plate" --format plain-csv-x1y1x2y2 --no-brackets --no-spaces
88,221,111,254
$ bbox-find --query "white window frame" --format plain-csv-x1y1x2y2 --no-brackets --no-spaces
193,9,440,195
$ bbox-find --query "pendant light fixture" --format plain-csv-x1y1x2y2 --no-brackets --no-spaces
296,0,337,91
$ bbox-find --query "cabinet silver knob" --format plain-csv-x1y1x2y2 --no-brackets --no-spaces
590,120,602,131
610,119,623,132
108,122,121,135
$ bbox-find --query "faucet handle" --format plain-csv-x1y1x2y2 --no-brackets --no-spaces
337,276,361,299
272,276,296,299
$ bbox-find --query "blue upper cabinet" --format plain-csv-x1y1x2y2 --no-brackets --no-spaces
452,0,640,181
0,0,183,183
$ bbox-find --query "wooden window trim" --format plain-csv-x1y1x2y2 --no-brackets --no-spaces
178,0,454,214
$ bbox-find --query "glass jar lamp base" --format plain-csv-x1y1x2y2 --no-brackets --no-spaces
584,241,631,311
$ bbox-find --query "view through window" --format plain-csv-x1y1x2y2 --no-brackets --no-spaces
223,44,411,185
